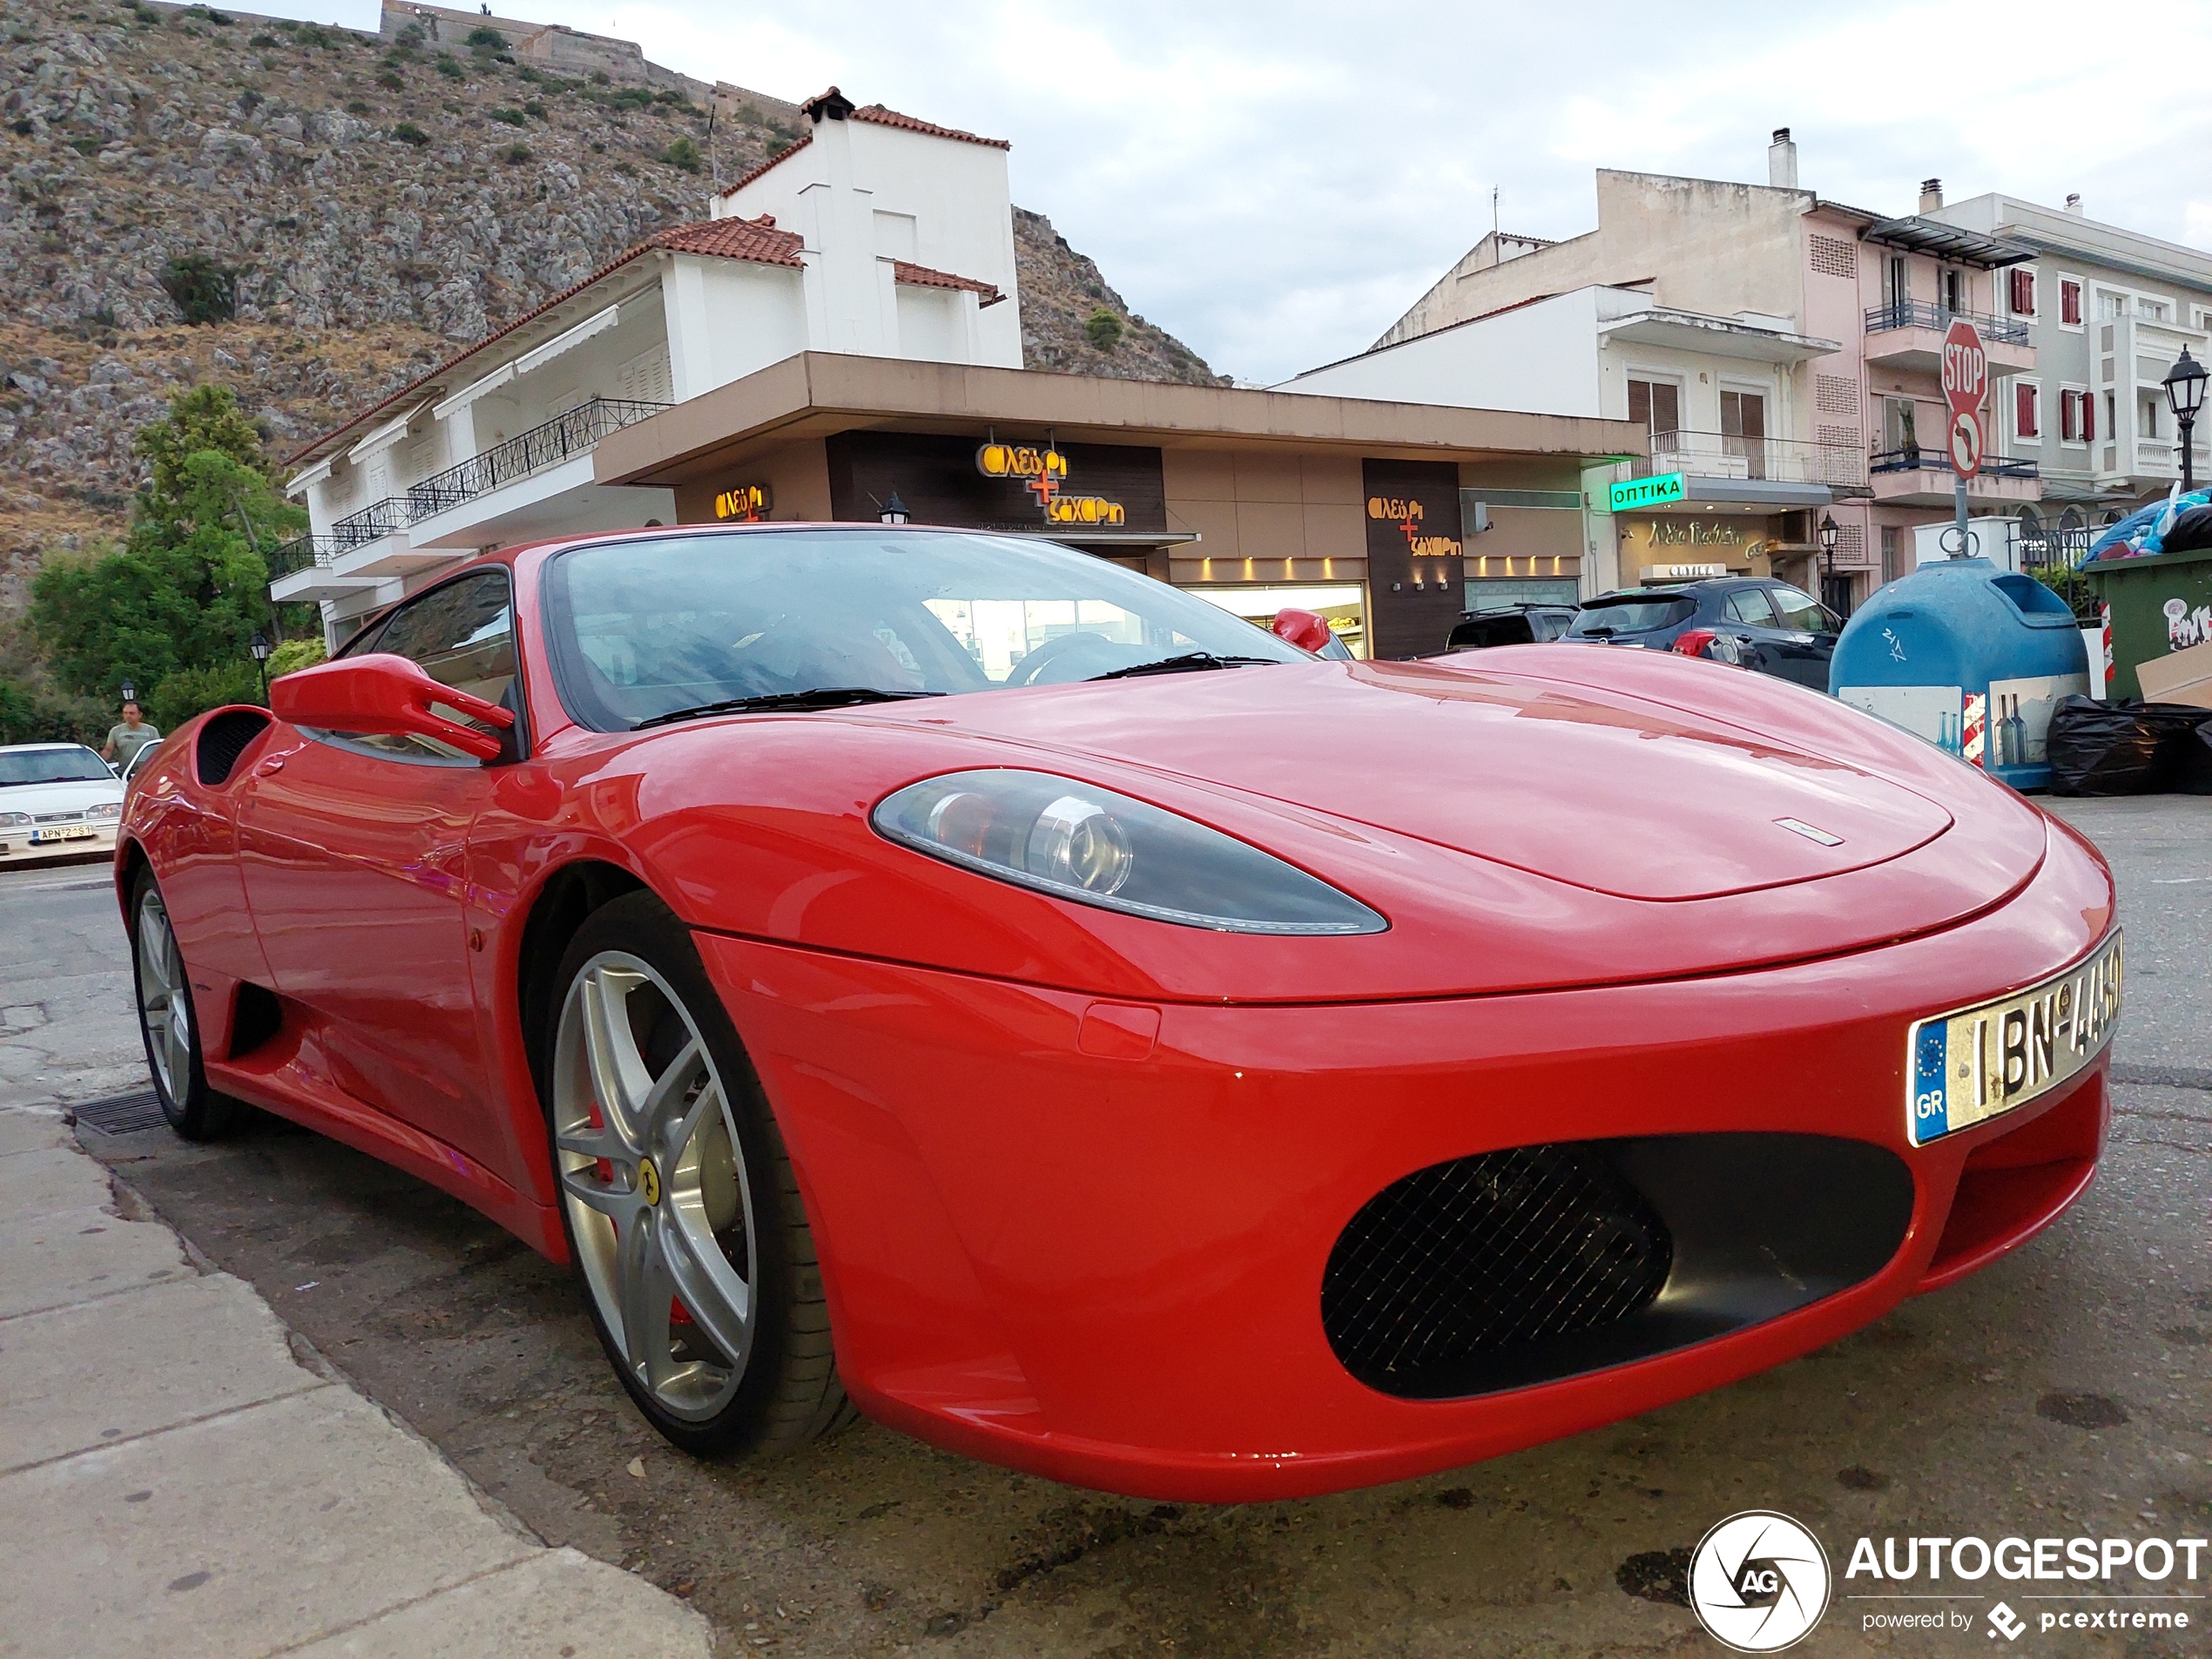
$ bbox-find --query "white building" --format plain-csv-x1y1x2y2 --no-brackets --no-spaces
273,88,1022,645
1285,284,1856,602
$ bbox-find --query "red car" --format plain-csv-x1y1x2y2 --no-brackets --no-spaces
117,524,2121,1501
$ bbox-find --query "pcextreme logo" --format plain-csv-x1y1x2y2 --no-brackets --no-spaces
1689,1511,1831,1652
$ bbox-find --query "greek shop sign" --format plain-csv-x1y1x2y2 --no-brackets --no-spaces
976,442,1125,527
1609,471,1687,511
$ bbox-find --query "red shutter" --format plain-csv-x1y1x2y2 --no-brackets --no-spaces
2015,382,2037,438
2081,389,2094,442
2010,270,2031,314
2061,280,2081,326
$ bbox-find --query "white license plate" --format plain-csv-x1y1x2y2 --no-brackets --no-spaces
29,826,96,844
1907,933,2122,1145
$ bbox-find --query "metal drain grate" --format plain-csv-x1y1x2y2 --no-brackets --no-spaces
71,1088,170,1135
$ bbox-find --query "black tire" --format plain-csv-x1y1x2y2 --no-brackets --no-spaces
128,867,246,1142
544,891,855,1459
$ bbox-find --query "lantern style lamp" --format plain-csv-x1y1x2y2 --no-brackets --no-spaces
2164,346,2207,494
880,492,910,525
1817,513,1839,588
250,631,272,704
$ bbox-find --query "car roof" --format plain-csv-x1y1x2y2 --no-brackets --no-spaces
0,742,98,754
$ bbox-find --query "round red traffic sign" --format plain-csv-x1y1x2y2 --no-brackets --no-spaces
1949,409,1983,477
1942,318,1986,418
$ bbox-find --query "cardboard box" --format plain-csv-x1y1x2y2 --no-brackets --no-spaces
2136,637,2212,711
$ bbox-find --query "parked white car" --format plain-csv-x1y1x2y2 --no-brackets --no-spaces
0,743,127,865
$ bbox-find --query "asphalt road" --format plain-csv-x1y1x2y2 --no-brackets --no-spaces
3,798,2206,1659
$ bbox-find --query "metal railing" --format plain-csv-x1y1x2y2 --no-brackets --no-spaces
329,497,410,550
407,397,671,520
1868,447,2039,481
1626,429,1866,489
266,534,345,576
1864,300,2031,345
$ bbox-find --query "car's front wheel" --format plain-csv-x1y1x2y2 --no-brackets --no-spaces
130,868,245,1141
546,893,853,1458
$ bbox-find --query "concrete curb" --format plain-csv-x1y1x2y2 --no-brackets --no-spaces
0,1103,712,1659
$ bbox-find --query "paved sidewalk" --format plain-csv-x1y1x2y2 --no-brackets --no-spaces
0,873,711,1659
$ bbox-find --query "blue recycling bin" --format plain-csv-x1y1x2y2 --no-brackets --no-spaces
1829,557,2089,790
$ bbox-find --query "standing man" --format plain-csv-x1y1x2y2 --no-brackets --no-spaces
101,699,161,771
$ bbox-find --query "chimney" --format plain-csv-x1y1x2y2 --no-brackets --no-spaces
2065,192,2084,215
1767,128,1798,189
1919,178,1943,214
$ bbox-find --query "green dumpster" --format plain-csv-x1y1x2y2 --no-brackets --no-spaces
2087,544,2212,700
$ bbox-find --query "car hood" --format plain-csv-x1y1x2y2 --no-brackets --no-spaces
902,656,1950,901
0,778,123,817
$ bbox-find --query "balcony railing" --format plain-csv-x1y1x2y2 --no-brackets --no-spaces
1626,429,1866,489
1868,447,2039,481
1864,301,2031,346
266,534,345,576
329,497,410,550
407,396,671,520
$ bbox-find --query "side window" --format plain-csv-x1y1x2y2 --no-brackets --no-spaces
1767,586,1836,634
1723,589,1778,628
326,570,519,763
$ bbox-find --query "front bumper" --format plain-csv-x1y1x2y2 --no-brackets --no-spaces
694,819,2114,1501
0,823,119,865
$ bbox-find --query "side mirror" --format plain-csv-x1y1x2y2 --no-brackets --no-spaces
272,652,514,762
1271,607,1333,654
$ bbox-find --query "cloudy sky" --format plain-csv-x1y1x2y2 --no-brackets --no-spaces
283,0,2212,384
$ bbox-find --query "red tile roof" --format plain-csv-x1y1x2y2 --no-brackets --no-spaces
892,260,1004,307
283,217,803,469
852,104,1009,150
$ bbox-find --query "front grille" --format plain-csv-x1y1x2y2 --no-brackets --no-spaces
32,811,85,826
1322,1145,1673,1392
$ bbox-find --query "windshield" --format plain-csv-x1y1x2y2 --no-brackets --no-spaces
544,529,1306,731
1567,597,1694,637
0,747,112,786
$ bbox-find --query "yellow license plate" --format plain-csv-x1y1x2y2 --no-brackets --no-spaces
1907,933,2122,1145
29,826,97,844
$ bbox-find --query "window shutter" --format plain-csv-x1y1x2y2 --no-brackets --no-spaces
2082,391,2094,443
2015,383,2037,439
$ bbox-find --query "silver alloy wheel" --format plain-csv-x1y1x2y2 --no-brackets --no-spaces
552,951,759,1421
136,887,192,1104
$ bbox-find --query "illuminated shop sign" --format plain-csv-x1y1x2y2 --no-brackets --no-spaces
713,482,772,522
1366,495,1463,558
1609,472,1687,511
977,442,1125,527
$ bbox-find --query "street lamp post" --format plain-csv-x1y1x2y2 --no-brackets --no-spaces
2164,346,2207,495
880,492,910,525
1817,513,1840,601
250,631,272,705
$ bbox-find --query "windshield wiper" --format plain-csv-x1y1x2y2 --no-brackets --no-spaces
633,687,946,730
1085,652,1281,682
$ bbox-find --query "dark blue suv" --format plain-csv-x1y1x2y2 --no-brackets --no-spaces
1562,578,1842,691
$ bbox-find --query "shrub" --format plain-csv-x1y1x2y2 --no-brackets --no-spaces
435,54,465,80
294,21,340,49
489,106,525,126
67,136,104,157
1084,308,1125,351
661,135,700,172
611,158,635,175
391,121,429,145
502,143,530,165
395,21,426,46
266,637,326,679
345,99,369,115
159,253,238,324
464,24,505,49
376,71,402,91
247,32,280,48
236,87,262,113
147,660,263,728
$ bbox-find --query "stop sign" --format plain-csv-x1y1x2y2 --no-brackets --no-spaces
1942,319,1986,418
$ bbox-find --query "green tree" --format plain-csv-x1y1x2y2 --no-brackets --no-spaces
1084,307,1124,351
30,385,305,724
661,135,701,173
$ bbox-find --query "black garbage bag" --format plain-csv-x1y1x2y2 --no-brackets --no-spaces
2047,696,2212,794
2158,503,2212,555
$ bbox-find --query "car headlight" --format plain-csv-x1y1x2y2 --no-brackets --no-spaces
86,801,124,819
0,811,29,829
872,770,1386,935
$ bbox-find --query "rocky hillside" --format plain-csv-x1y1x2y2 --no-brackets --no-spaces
0,0,1221,611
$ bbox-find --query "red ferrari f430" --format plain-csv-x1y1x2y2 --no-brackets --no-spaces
116,525,2120,1501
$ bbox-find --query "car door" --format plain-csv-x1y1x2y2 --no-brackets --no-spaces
1718,586,1786,678
236,570,523,1168
1762,583,1843,691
